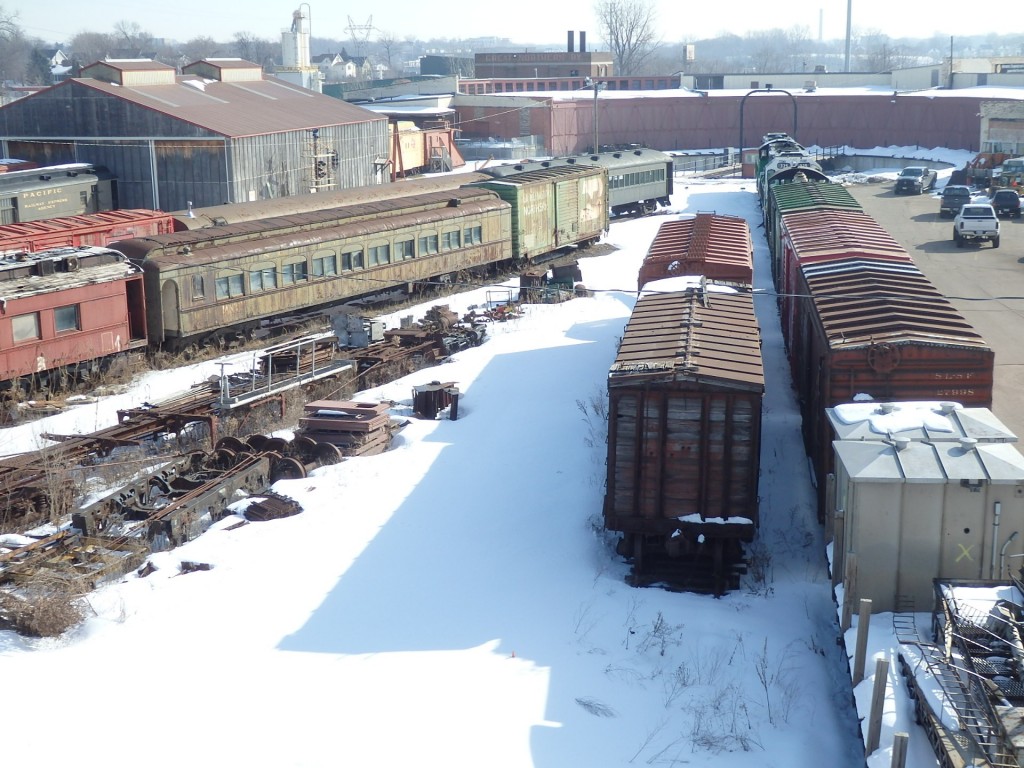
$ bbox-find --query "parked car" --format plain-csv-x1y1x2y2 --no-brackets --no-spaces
939,185,973,218
953,203,1000,248
895,166,937,195
990,188,1022,218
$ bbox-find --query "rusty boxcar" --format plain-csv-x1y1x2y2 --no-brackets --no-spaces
0,209,176,253
604,282,764,595
637,213,753,289
0,245,148,389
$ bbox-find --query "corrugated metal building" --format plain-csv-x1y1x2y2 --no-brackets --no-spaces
0,58,390,211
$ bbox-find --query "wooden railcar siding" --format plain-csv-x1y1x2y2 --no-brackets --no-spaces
608,391,760,525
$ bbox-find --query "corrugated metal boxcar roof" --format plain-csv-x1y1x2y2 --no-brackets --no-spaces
782,208,908,261
609,286,763,390
473,164,604,186
770,180,861,213
57,75,384,138
637,213,752,289
802,265,988,349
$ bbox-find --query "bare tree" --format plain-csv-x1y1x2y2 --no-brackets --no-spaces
233,32,277,70
69,31,115,67
113,20,153,56
594,0,659,76
376,30,399,77
181,36,221,64
858,31,912,73
0,5,28,82
746,27,812,73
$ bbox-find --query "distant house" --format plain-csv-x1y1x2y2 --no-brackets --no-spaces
314,50,373,81
41,48,73,84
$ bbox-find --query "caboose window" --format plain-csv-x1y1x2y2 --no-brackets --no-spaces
441,231,461,251
215,274,245,299
313,253,337,277
282,261,308,285
464,225,482,245
418,234,439,255
54,304,80,333
12,312,40,342
191,275,205,301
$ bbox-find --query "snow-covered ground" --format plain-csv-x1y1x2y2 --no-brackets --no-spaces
0,147,979,767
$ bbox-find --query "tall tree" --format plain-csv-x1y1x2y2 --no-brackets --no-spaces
181,36,221,64
594,0,659,76
69,31,115,67
113,20,153,56
0,5,29,82
233,32,277,70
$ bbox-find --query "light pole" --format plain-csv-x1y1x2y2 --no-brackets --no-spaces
738,86,799,177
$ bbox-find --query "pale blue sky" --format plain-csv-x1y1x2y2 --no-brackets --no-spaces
12,0,1002,48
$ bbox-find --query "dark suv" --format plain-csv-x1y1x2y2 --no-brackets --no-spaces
939,185,973,218
990,189,1022,218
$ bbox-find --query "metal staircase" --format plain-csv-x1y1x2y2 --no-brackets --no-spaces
896,594,1021,768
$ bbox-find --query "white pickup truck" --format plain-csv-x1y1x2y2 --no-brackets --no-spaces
953,203,1001,248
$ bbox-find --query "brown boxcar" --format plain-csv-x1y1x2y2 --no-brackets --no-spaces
0,209,176,253
791,255,994,518
637,213,753,289
0,246,148,387
603,283,764,595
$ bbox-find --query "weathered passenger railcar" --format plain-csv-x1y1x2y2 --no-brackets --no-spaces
115,188,512,351
0,209,176,253
468,165,608,258
637,213,753,289
0,246,147,388
604,281,764,595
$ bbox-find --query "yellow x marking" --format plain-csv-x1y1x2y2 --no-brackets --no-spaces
956,543,974,563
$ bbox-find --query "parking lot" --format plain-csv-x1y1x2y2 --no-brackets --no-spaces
844,182,1024,436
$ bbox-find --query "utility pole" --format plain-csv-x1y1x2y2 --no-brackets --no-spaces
844,0,852,72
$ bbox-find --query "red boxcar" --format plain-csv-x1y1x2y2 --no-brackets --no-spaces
637,213,753,289
0,209,176,253
0,246,148,388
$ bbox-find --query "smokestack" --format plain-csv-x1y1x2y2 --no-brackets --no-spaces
580,31,587,52
568,31,575,53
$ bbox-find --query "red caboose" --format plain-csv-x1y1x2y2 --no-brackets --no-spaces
0,246,148,389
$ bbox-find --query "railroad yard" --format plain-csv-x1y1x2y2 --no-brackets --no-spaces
1,149,1012,768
